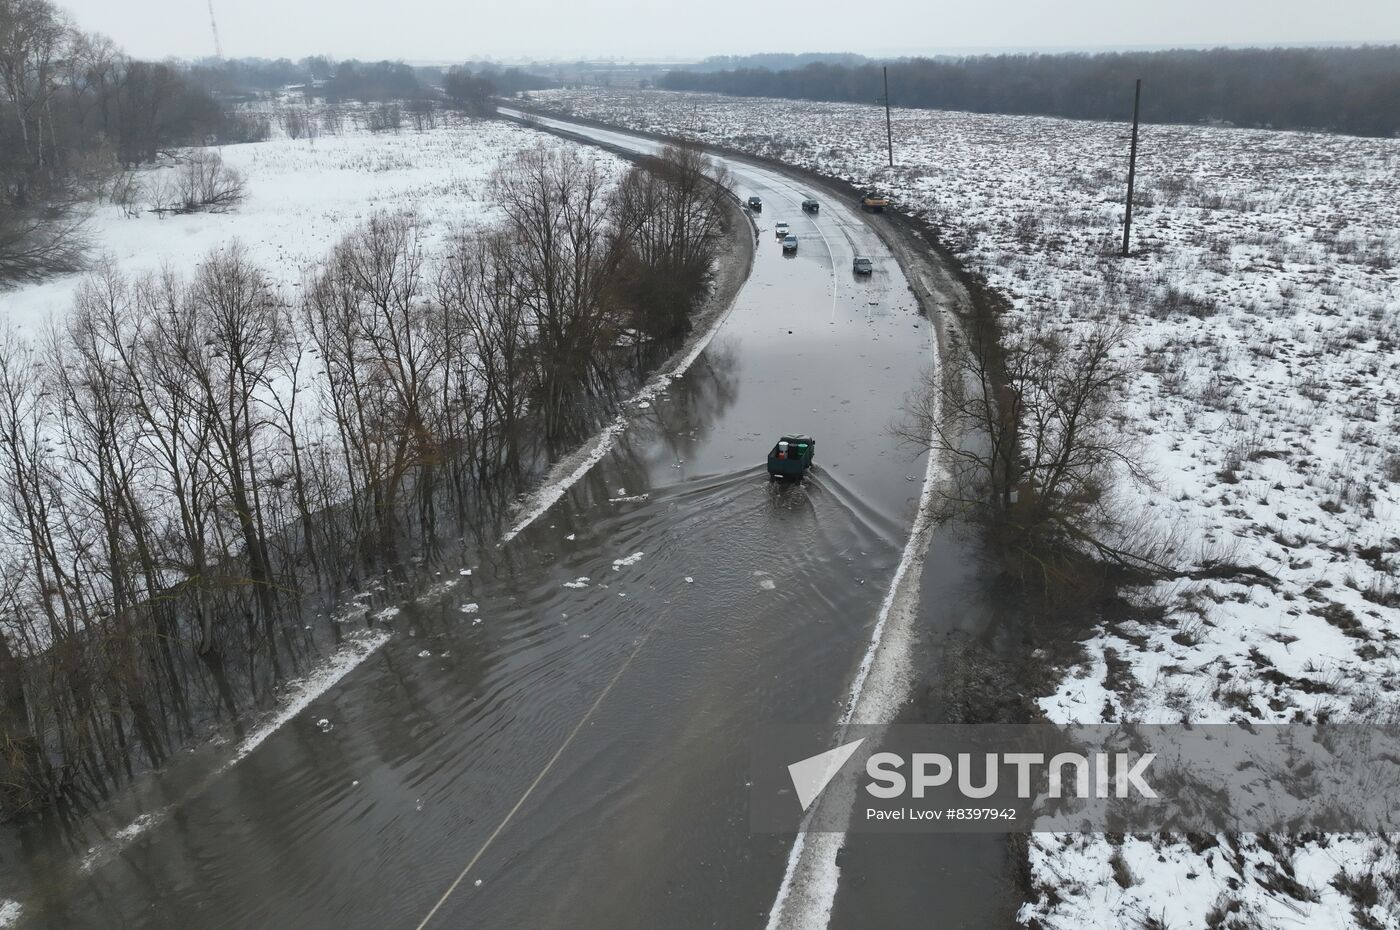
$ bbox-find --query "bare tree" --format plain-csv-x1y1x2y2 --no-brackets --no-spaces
493,145,630,430
900,315,1154,591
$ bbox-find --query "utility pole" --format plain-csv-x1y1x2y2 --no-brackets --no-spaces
207,0,224,59
883,66,893,168
1121,78,1141,258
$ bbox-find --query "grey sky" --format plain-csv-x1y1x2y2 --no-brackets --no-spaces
58,0,1400,62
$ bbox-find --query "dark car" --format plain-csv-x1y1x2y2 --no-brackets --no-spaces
852,256,873,274
748,196,762,211
801,199,819,213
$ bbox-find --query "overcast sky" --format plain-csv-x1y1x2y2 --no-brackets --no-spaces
57,0,1400,62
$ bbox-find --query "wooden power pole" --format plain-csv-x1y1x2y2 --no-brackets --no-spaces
1122,78,1141,258
883,66,894,168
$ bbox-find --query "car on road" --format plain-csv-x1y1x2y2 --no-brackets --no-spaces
782,235,798,253
747,196,762,211
801,199,819,213
859,191,889,212
852,256,873,274
774,221,790,239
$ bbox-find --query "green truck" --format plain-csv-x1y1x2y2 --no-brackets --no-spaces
767,435,815,480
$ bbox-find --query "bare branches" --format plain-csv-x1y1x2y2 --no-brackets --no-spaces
900,313,1154,595
0,139,732,814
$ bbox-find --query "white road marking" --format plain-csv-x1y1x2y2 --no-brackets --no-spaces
413,635,649,929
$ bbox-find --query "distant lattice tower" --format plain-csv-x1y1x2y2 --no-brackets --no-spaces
207,0,224,59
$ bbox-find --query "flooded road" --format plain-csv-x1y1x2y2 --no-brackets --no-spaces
1,114,1008,929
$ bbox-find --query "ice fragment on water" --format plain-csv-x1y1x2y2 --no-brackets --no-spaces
613,551,645,569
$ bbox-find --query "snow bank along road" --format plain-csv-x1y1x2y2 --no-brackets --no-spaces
12,114,985,930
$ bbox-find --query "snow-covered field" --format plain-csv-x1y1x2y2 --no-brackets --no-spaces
525,88,1400,928
3,107,619,334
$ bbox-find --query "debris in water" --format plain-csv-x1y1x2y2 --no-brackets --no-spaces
566,533,576,541
459,568,472,576
685,577,695,583
564,577,590,588
418,650,432,658
459,603,479,614
316,718,333,732
375,606,401,622
613,551,645,569
474,879,483,887
415,799,424,811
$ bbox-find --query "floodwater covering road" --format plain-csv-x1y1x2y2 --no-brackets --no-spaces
1,113,1010,929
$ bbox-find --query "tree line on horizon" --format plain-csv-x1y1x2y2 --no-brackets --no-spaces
658,46,1400,137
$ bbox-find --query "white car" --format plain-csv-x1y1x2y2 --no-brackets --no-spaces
782,235,798,253
774,222,790,239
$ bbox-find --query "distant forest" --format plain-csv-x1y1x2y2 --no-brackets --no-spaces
659,46,1400,136
186,56,556,103
687,52,871,72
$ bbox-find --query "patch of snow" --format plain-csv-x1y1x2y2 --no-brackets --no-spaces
229,629,390,766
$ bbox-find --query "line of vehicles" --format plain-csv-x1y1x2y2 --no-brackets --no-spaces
744,189,893,484
746,193,875,273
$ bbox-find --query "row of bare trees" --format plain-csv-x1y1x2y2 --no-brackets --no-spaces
0,0,237,283
0,141,731,816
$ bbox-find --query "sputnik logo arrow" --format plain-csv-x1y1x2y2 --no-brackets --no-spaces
788,738,865,811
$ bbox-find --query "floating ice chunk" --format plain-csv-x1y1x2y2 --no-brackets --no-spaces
418,650,432,658
375,606,400,621
612,551,645,570
566,533,576,541
415,799,424,811
685,577,695,583
759,579,777,590
0,900,22,927
459,603,479,613
459,568,472,576
563,577,590,588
